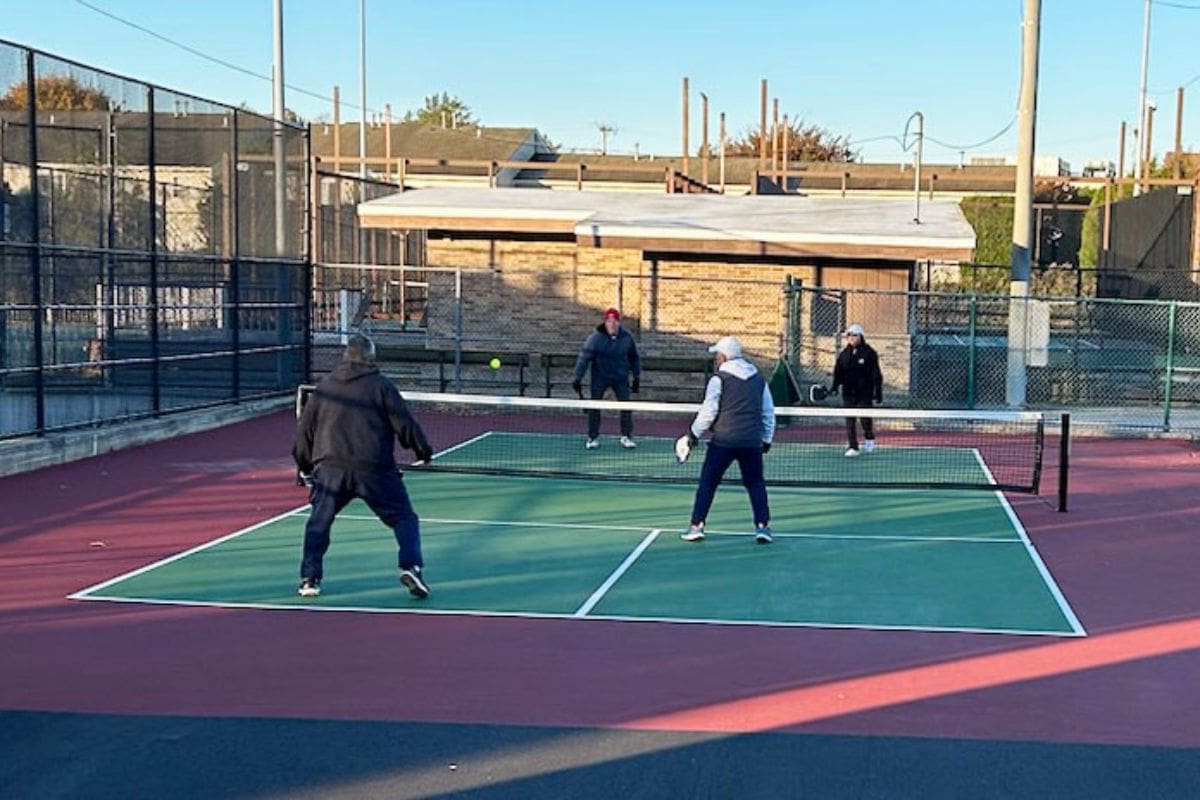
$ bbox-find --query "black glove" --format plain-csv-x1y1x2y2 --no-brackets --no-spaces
631,376,640,394
571,379,583,399
414,444,434,463
686,431,699,447
297,470,314,488
762,442,771,454
874,394,882,406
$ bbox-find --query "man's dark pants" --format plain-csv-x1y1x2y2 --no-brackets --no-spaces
588,378,633,439
301,464,422,581
690,442,770,527
843,396,875,450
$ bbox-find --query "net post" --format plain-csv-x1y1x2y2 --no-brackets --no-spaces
1057,412,1070,513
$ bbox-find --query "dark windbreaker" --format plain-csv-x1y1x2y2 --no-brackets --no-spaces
293,360,430,474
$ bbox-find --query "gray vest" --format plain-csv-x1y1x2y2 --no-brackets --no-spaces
711,371,766,448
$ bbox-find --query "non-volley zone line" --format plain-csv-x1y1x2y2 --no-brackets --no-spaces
321,513,1022,544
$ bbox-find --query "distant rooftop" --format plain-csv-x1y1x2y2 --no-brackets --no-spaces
359,187,975,261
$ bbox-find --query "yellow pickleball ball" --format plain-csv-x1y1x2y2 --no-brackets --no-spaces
489,357,502,369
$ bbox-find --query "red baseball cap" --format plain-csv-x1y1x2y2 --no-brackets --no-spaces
603,308,621,321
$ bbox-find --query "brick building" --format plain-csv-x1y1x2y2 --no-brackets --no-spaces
357,187,976,395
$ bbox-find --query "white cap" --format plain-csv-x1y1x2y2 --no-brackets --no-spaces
846,323,864,336
708,335,743,359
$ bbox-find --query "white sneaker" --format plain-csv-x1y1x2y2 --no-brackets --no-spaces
863,440,876,453
619,436,637,449
585,438,600,450
681,523,706,542
844,448,860,457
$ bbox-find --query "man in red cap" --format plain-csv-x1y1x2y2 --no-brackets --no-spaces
572,307,642,449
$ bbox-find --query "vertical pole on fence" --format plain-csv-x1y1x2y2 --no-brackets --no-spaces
147,88,161,414
967,295,978,409
303,132,313,384
1057,412,1070,513
26,52,45,434
453,268,463,391
231,111,241,400
1163,300,1177,431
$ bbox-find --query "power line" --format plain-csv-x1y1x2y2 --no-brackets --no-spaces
72,0,383,115
1153,0,1200,9
924,116,1018,151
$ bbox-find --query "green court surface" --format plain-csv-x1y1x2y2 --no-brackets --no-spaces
75,470,1084,637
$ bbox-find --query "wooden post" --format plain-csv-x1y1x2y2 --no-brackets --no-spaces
310,155,321,264
488,161,496,188
384,103,392,181
399,157,407,191
1174,86,1185,180
1103,179,1112,251
577,162,585,191
221,152,233,258
928,173,937,200
771,98,779,180
681,76,690,176
759,79,767,175
332,85,341,172
781,114,789,192
700,92,709,186
718,112,726,194
1117,120,1126,180
841,171,848,198
751,169,759,195
664,166,673,194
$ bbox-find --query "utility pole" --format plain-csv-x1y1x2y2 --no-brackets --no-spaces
700,92,709,185
1134,0,1151,196
596,123,617,156
1007,0,1041,408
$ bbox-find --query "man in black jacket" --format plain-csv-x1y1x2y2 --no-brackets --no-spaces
831,323,883,457
572,307,642,450
293,334,433,599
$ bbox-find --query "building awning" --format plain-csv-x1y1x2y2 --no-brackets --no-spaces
358,187,976,261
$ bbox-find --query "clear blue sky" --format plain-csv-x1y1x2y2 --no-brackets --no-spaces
5,0,1200,169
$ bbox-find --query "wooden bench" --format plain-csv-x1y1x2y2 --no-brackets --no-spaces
376,346,530,395
540,353,713,398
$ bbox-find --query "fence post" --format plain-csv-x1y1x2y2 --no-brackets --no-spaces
967,295,978,409
453,268,463,392
25,52,46,434
1163,300,1177,431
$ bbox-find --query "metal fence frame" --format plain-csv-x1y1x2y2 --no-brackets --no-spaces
0,39,311,439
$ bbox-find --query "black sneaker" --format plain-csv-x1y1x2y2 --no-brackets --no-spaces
298,578,321,597
400,566,430,599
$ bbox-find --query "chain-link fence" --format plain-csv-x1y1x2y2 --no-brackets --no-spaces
787,283,1200,430
0,40,309,438
310,260,1200,430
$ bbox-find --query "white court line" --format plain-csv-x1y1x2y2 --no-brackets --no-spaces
66,594,1082,637
424,431,492,462
972,449,1087,636
574,529,661,617
68,504,311,600
315,514,1021,544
